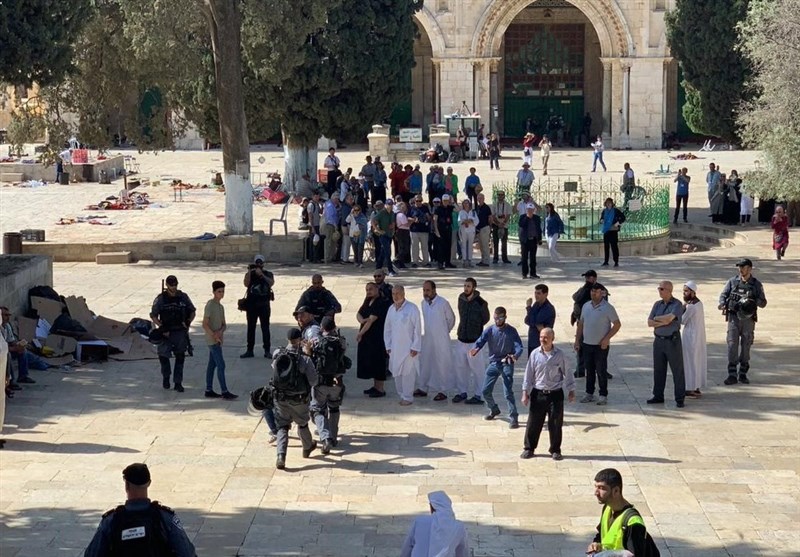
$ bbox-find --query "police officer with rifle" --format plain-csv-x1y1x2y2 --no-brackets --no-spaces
718,258,767,385
150,275,196,393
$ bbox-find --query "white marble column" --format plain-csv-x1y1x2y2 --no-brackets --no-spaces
601,59,612,140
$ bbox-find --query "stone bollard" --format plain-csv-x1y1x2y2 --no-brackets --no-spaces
367,125,390,159
429,130,451,153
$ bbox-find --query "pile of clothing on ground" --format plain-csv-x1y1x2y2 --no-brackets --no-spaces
84,191,151,210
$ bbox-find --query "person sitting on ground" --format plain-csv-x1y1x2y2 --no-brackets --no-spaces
400,491,469,557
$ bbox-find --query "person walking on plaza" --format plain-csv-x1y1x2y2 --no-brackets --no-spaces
520,328,575,460
202,281,236,400
587,468,653,557
453,278,490,404
241,255,274,358
718,258,767,384
150,275,196,393
475,193,493,266
488,133,501,170
84,463,197,556
470,306,524,429
516,162,535,195
681,281,707,398
539,135,552,175
311,317,347,453
600,198,625,267
357,282,391,398
384,285,422,406
674,167,690,223
457,199,478,268
491,191,513,264
590,136,607,172
646,281,686,407
570,271,611,380
418,281,456,401
525,283,556,355
620,163,636,209
544,202,564,262
433,194,455,270
575,284,621,405
522,132,535,166
771,205,789,260
272,328,319,469
518,203,543,279
408,195,431,267
296,274,342,323
400,491,469,557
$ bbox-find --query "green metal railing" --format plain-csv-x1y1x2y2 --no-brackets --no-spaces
492,176,671,241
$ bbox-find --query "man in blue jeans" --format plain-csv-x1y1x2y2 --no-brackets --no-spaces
470,307,524,429
374,199,398,276
202,281,237,400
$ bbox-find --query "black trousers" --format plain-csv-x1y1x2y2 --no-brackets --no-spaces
492,226,508,262
524,389,565,453
603,230,619,265
520,239,538,277
674,195,688,222
246,304,271,352
583,343,609,397
653,335,686,402
437,229,452,267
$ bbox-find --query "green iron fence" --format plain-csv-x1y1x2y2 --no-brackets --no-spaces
491,176,671,241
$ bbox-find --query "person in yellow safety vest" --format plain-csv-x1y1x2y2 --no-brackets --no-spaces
588,468,648,556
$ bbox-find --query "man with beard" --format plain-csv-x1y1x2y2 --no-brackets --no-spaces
417,281,456,401
433,195,456,270
453,278,490,404
681,281,707,398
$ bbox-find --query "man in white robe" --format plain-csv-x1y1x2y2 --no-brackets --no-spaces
384,285,422,405
418,281,456,401
681,281,707,397
401,491,469,557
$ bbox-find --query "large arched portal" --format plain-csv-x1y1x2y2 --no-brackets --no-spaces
388,18,435,136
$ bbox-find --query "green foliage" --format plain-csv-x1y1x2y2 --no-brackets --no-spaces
666,0,750,141
737,0,800,201
0,0,91,86
5,105,47,156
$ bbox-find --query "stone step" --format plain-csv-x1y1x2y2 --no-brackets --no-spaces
0,172,24,183
95,251,132,264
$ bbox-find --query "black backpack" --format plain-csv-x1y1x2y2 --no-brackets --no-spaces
313,335,346,377
272,348,310,397
620,507,661,557
107,502,172,557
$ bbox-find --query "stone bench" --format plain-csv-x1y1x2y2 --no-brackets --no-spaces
0,172,24,183
95,251,132,264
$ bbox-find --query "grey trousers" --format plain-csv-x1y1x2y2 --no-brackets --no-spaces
727,315,755,375
652,335,686,402
274,398,314,457
310,384,343,442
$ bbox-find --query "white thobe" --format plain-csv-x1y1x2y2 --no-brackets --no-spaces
385,300,423,402
400,515,469,557
420,296,456,393
453,342,486,398
681,300,708,391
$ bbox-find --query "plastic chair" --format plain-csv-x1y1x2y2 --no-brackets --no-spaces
269,197,290,236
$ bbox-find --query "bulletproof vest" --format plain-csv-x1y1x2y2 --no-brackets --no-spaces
108,502,172,557
305,290,328,317
726,278,758,318
249,275,272,302
314,335,345,377
158,292,188,331
272,348,310,398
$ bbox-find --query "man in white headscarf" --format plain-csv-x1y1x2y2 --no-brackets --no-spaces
681,281,707,398
401,491,469,557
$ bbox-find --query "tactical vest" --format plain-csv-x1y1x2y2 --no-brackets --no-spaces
107,502,172,557
159,293,188,331
725,278,759,320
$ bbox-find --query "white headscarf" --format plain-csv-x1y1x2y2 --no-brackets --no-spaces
427,491,462,557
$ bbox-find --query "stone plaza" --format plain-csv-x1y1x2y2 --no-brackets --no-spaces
0,146,799,556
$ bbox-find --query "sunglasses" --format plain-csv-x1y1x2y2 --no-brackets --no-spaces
657,287,666,291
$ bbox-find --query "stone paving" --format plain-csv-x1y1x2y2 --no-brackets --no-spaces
1,146,798,557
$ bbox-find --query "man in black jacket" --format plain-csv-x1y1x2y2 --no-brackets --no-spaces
241,255,274,359
453,278,491,404
295,274,342,323
518,204,543,279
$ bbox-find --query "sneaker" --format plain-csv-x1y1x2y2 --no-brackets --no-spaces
268,433,277,445
302,441,318,458
738,374,750,384
204,390,222,398
551,452,564,461
174,384,185,393
531,274,541,279
221,391,238,400
276,454,286,470
364,387,378,395
676,400,685,408
464,396,483,405
509,418,520,429
646,397,665,404
723,375,738,385
240,351,254,359
162,378,170,389
388,271,398,277
17,377,36,384
452,393,468,403
580,394,595,403
520,450,534,459
484,408,501,420
596,396,608,406
601,262,609,267
322,439,332,455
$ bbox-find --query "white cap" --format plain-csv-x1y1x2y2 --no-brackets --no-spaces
526,203,536,210
442,194,451,200
254,254,265,263
684,280,698,292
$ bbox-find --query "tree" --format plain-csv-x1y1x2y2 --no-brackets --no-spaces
737,0,800,201
0,0,91,86
244,0,423,190
666,0,750,141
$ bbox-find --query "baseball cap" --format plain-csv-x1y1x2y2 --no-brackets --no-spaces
433,197,441,203
375,200,384,207
442,194,451,200
165,275,178,286
525,203,536,210
581,270,597,278
123,463,151,486
287,327,302,340
293,305,311,317
735,258,753,267
254,254,265,264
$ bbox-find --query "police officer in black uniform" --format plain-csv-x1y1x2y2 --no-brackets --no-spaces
718,258,767,384
150,275,196,392
84,463,196,557
310,317,349,454
295,274,342,323
241,254,275,359
273,328,319,470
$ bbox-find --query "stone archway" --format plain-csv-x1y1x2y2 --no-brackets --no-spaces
414,6,447,57
472,0,633,60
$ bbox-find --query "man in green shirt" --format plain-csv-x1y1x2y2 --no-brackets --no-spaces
202,281,237,400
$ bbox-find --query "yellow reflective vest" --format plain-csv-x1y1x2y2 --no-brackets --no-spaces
599,505,645,551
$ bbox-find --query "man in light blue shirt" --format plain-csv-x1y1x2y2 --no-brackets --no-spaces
470,307,524,428
706,162,721,209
